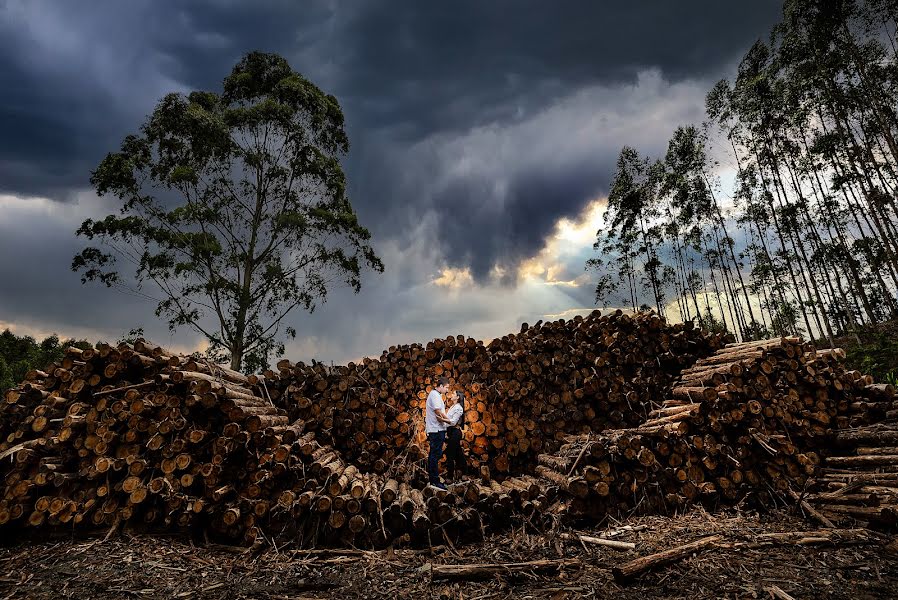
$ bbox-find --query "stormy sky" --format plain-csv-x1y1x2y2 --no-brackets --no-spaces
0,0,784,363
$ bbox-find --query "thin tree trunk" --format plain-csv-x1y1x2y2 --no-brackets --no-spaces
704,174,758,332
798,134,877,324
776,150,836,344
752,147,816,338
702,239,729,332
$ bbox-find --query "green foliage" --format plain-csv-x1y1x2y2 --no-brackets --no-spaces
697,309,730,337
117,327,146,346
590,147,667,314
843,330,898,381
589,0,898,343
73,52,384,372
0,329,91,393
883,370,898,387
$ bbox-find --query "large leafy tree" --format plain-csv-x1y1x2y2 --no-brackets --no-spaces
74,52,384,372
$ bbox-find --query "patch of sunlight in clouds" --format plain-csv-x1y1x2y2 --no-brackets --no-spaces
517,197,605,287
0,318,108,346
433,266,474,288
554,200,605,246
0,191,119,224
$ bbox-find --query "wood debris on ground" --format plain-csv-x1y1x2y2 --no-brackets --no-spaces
0,509,895,599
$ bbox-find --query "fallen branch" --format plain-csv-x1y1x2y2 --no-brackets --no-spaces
422,558,581,580
718,528,883,549
765,584,797,600
612,534,722,583
787,488,835,528
559,533,635,551
603,524,648,538
92,381,156,398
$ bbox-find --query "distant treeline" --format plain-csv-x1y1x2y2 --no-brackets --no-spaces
590,0,898,346
0,330,91,393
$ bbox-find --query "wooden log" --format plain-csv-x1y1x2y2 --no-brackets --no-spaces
721,528,881,548
559,533,635,551
380,479,399,505
425,559,580,580
670,387,717,402
787,489,835,528
181,360,250,386
826,455,898,467
612,535,722,583
817,472,898,482
833,426,898,446
245,414,289,432
854,446,898,456
328,465,359,497
864,383,895,399
92,381,156,398
818,504,898,524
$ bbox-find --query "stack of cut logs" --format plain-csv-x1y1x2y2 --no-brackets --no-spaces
530,337,896,521
0,340,566,546
2,319,896,548
269,310,729,476
799,386,898,527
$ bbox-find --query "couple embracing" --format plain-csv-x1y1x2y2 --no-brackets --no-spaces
424,377,466,490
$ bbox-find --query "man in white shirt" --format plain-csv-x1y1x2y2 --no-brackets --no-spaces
425,377,454,489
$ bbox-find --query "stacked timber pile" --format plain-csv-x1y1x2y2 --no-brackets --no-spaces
3,323,895,548
0,340,547,546
0,341,306,543
531,337,890,521
269,310,729,477
800,386,898,527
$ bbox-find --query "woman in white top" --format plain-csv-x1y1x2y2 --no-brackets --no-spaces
444,391,466,481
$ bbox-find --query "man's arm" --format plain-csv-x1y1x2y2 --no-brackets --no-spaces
435,408,453,424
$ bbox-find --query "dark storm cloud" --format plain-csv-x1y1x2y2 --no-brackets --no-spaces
0,0,337,198
1,0,782,187
430,160,601,279
0,1,785,359
0,195,165,342
337,1,784,137
335,0,783,276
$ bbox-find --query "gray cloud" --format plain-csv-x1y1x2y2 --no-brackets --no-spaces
0,0,785,361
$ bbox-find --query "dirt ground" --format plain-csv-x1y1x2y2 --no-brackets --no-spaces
0,508,896,600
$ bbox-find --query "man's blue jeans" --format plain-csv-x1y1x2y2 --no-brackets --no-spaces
427,431,446,484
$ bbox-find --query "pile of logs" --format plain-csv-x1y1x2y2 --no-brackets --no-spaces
530,337,897,521
799,390,898,527
0,340,570,546
2,316,896,548
0,341,298,542
268,310,729,476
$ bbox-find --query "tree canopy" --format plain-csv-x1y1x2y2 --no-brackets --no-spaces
74,52,383,372
0,330,91,393
589,0,898,345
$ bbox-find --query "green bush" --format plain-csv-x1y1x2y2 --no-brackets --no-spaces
0,329,91,393
843,331,898,381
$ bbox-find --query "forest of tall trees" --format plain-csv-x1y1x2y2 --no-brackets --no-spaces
590,0,898,346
